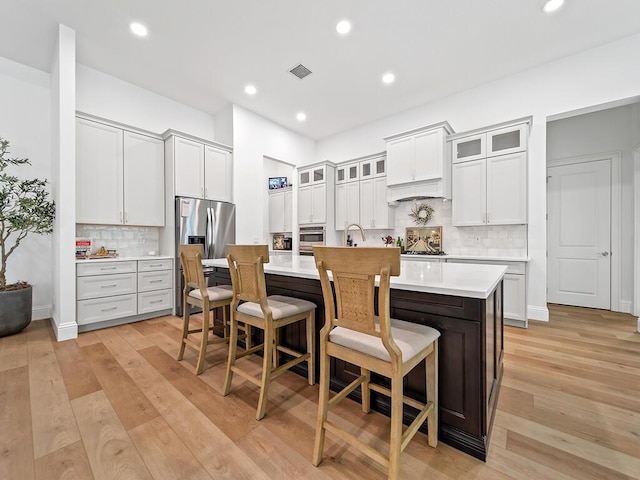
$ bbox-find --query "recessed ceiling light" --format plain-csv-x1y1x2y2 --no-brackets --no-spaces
542,0,564,13
382,72,395,85
336,20,352,35
296,112,307,122
244,85,257,95
129,22,148,37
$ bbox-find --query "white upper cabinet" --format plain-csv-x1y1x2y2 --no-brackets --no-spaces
299,183,327,225
385,122,453,187
123,131,165,226
335,153,393,230
300,165,326,186
298,162,334,225
204,145,233,202
173,137,204,198
76,117,164,226
76,118,123,225
451,118,530,226
360,176,394,229
268,187,293,233
168,132,233,202
335,181,360,230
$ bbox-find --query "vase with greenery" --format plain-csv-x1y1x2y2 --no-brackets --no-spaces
0,136,55,336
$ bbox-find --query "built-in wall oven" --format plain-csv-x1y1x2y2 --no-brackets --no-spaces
299,226,325,256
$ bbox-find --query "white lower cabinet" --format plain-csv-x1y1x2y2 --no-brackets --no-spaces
447,259,527,327
76,258,173,328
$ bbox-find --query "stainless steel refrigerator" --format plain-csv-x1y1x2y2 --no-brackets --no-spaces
175,197,236,315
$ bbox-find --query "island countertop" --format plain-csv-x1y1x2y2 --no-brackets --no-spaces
203,253,506,299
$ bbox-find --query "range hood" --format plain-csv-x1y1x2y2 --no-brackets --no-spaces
387,177,449,204
383,121,454,205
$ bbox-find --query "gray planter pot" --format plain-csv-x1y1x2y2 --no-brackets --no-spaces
0,285,32,337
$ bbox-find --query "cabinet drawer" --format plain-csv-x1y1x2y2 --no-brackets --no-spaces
77,261,137,277
77,273,137,300
77,294,137,325
138,289,172,314
138,270,173,292
138,258,173,272
448,259,526,275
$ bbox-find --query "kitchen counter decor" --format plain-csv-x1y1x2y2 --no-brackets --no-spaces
409,202,434,225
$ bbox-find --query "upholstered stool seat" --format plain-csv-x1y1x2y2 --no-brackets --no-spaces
188,285,234,302
329,318,440,362
238,295,317,320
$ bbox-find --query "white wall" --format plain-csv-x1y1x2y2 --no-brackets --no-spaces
213,104,234,146
233,105,315,245
547,104,638,307
0,56,52,320
76,64,215,138
50,25,77,340
317,32,640,321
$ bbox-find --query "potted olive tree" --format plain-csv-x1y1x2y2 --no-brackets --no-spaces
0,137,55,337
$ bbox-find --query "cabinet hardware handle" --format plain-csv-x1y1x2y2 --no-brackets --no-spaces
100,284,118,288
205,187,208,197
150,299,163,304
124,212,128,223
149,279,163,283
100,267,117,270
599,251,610,256
148,264,163,267
101,306,118,312
120,211,123,223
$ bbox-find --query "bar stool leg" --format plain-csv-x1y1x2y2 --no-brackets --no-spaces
312,342,330,466
273,327,280,368
195,299,210,375
256,324,275,420
306,311,315,385
361,368,371,413
388,374,404,480
426,340,439,448
177,293,189,361
223,314,239,395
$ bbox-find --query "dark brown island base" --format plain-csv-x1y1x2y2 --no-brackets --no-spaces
206,255,505,461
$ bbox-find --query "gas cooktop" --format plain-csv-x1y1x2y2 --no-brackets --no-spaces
403,251,447,256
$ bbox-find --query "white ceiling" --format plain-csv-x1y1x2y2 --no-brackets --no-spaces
2,1,640,139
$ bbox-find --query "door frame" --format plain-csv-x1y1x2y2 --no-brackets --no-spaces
547,152,622,312
633,144,640,321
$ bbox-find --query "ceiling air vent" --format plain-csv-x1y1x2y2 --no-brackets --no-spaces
289,63,312,80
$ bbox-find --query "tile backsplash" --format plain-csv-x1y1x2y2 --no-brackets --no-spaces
351,199,527,257
76,224,160,257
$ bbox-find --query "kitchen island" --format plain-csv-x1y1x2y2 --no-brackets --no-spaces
204,253,506,461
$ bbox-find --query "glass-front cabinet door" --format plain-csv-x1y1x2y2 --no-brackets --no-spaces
299,169,311,186
487,124,527,157
374,156,386,177
452,133,486,163
312,166,325,183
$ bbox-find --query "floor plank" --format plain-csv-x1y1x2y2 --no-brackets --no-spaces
33,440,94,480
0,328,28,372
27,322,81,459
128,417,213,480
0,366,34,480
71,390,153,480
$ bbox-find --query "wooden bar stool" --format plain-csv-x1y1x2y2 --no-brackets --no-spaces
178,244,234,375
224,244,316,420
312,246,440,480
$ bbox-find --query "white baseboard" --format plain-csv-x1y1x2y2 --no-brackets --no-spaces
637,318,640,333
619,300,632,314
50,313,78,341
527,305,549,322
32,305,52,321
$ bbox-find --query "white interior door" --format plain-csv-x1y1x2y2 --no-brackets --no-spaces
547,159,611,309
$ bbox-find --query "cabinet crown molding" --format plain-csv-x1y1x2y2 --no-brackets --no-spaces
383,120,454,142
447,116,532,141
162,129,232,152
76,111,162,140
335,151,386,166
297,160,336,170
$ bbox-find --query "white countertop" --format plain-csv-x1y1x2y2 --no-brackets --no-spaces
75,255,173,263
203,254,506,299
401,253,530,262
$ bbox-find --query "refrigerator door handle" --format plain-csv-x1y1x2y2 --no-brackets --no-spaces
206,206,214,259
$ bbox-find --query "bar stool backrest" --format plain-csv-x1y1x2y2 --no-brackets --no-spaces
179,244,207,295
226,245,270,305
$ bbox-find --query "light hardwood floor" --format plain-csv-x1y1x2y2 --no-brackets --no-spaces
1,304,638,479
